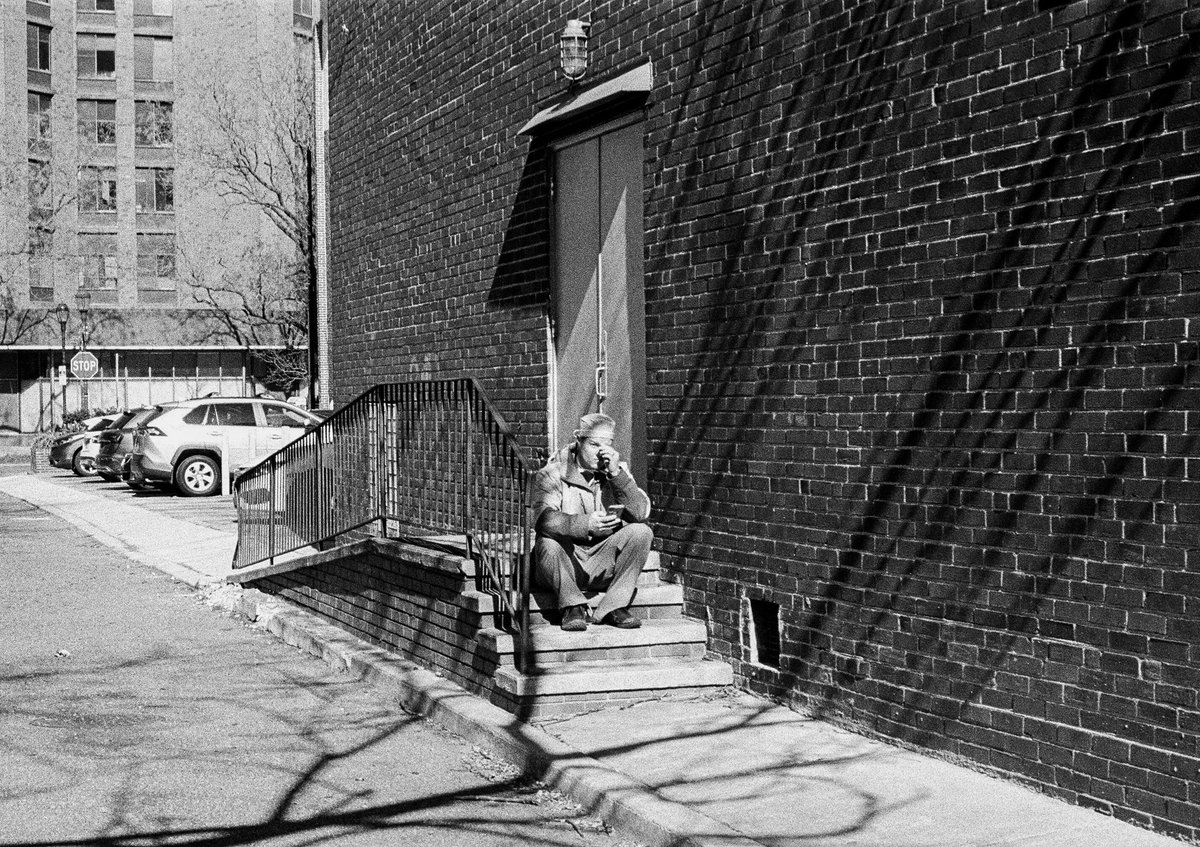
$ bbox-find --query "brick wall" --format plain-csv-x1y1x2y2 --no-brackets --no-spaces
324,0,565,438
325,0,1200,837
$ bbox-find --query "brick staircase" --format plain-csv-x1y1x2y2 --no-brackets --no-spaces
464,550,732,717
234,539,732,719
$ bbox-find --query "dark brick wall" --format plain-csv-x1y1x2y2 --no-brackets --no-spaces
323,0,567,439
326,0,1200,837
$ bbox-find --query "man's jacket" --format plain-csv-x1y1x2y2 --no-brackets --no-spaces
532,444,651,544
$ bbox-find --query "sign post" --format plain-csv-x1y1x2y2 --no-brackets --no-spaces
70,351,100,415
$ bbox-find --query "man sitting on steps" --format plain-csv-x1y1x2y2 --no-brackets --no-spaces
532,413,653,632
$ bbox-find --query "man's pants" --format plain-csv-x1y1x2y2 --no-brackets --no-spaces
534,523,653,621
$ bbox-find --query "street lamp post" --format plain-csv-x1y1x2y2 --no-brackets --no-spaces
75,291,92,414
55,302,69,428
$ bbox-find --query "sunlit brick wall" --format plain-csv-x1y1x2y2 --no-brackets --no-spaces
325,1,1200,837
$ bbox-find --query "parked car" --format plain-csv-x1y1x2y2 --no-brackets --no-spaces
77,430,105,472
49,415,115,476
129,397,324,497
86,409,139,481
93,408,157,482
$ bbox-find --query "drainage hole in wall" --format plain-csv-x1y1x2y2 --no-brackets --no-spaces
750,598,781,668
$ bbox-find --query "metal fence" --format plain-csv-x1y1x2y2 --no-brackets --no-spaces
233,378,537,633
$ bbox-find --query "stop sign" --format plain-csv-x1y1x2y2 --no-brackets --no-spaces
70,350,100,380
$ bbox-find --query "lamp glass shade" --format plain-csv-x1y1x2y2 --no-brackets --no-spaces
75,290,92,313
559,20,588,80
55,303,69,325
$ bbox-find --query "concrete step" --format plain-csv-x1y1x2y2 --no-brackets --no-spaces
479,616,709,667
462,581,683,620
454,545,662,580
494,656,732,698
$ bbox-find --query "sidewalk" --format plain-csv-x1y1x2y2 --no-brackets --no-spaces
0,472,1185,847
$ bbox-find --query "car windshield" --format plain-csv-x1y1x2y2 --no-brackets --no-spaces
107,411,137,429
124,409,156,428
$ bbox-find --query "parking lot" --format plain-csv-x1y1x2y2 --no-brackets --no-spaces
78,472,237,530
30,466,238,536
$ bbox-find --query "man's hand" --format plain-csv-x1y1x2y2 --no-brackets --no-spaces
587,510,621,537
596,444,620,475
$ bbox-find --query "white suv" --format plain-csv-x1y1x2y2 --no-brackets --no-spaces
129,397,322,496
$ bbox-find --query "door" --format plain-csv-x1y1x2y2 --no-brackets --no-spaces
553,119,646,480
259,401,314,453
207,401,258,468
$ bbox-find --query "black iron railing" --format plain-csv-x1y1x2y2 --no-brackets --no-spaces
232,378,537,633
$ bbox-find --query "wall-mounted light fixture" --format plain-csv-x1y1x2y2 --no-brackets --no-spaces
559,19,589,81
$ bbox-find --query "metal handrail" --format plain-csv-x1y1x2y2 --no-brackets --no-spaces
232,378,537,634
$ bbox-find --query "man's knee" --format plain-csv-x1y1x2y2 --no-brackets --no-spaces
619,522,653,547
534,536,573,571
536,534,569,554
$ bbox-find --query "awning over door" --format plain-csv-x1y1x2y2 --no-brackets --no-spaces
519,62,652,136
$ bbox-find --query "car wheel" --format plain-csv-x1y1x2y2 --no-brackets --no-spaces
175,455,220,497
71,448,96,477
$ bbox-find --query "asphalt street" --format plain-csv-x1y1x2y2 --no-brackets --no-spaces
0,482,641,847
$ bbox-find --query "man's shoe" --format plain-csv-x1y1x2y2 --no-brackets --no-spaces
561,604,589,632
600,608,641,629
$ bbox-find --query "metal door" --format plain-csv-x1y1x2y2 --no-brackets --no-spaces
552,120,646,480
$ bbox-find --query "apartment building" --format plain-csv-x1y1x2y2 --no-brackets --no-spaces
0,0,317,432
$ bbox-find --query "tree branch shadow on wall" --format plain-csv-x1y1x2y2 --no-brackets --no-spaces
651,0,1199,750
488,143,552,312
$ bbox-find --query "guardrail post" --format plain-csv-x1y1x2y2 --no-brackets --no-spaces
464,398,473,560
268,455,275,566
315,430,325,544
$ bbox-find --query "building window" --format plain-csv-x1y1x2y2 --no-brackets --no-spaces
28,161,52,214
77,0,116,11
28,225,54,301
79,166,117,213
29,257,54,301
135,168,173,213
77,100,117,146
294,0,313,16
27,24,51,72
134,101,173,146
137,234,176,290
134,0,173,14
27,92,52,155
81,254,118,291
133,36,173,82
29,226,52,258
77,33,116,79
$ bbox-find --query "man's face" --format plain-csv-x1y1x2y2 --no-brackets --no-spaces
576,435,612,471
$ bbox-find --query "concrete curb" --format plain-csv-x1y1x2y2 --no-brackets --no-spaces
227,587,761,847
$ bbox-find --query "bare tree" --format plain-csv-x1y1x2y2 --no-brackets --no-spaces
185,46,316,399
0,285,48,346
183,244,309,397
0,157,76,345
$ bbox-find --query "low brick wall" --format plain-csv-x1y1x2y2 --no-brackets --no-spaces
239,539,529,712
